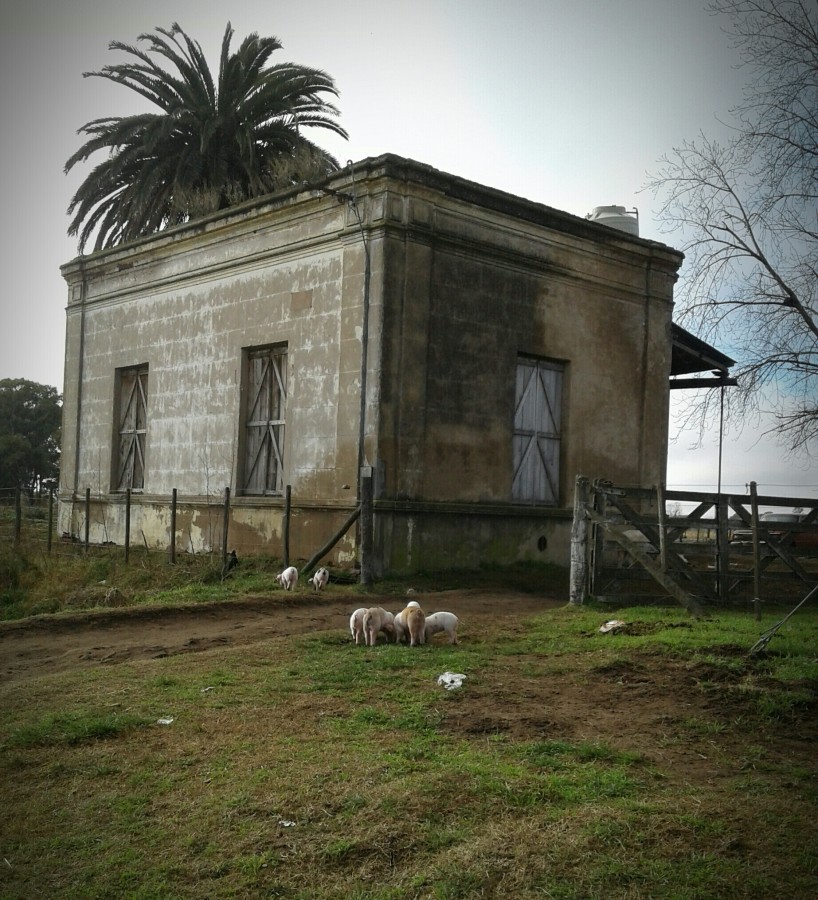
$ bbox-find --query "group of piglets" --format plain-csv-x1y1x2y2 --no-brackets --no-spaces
273,566,459,647
349,601,459,647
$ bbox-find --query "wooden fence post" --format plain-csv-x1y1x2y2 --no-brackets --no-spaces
569,475,590,605
750,481,761,620
359,468,374,585
14,487,22,549
716,496,729,602
283,484,291,567
590,481,606,596
657,483,667,573
124,488,131,564
84,487,91,553
47,489,54,554
221,487,230,570
169,488,177,564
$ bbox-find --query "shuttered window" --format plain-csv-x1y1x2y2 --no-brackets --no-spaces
512,357,563,505
115,365,148,491
242,346,287,495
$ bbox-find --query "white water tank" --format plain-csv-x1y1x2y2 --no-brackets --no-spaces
586,205,639,236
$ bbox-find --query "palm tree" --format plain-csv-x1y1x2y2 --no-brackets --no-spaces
65,23,348,253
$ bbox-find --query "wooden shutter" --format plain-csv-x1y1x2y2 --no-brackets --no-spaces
243,348,287,494
116,366,148,490
512,358,562,504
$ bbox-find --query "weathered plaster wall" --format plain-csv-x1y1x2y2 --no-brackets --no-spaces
370,161,680,572
59,191,372,559
59,155,682,573
376,189,677,505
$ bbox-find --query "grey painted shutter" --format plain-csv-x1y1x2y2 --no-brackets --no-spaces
243,349,287,494
512,358,562,504
117,367,148,490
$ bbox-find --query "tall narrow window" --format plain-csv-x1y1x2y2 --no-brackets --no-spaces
115,364,148,490
243,346,287,495
512,356,563,505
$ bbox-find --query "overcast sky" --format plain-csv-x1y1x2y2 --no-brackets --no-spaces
1,0,814,502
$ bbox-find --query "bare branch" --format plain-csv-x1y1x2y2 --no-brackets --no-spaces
648,1,818,454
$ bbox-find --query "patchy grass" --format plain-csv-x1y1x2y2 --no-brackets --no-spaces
3,709,152,749
0,544,568,621
1,597,816,899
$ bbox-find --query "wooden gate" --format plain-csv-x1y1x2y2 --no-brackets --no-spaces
571,478,817,613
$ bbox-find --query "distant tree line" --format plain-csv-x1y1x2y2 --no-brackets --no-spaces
0,379,61,493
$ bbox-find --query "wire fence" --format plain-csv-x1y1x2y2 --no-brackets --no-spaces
1,482,369,577
0,487,242,572
0,487,58,552
0,488,249,573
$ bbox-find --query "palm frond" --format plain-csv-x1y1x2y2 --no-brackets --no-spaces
65,22,346,252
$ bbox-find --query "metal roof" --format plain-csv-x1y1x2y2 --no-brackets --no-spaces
671,323,735,376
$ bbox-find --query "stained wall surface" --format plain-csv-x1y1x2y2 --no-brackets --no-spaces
60,189,370,560
59,155,682,572
368,159,680,571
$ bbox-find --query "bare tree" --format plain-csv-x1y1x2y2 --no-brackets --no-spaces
648,0,818,452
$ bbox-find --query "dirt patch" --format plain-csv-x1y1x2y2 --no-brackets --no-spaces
1,589,816,798
0,589,553,683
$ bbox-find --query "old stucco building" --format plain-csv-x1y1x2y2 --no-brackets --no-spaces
59,154,706,574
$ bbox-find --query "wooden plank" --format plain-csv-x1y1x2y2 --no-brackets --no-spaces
603,496,717,599
717,499,730,602
569,476,590,605
590,483,816,607
751,481,761,619
243,348,287,494
727,495,811,582
512,358,561,504
585,508,704,616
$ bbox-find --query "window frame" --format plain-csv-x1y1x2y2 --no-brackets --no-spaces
512,355,564,506
113,363,149,492
240,344,288,496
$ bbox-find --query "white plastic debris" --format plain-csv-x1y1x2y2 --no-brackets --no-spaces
278,820,296,828
599,620,626,634
437,672,467,691
200,686,214,693
156,717,174,725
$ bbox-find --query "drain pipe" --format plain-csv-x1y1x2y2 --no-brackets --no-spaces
307,164,372,578
345,163,372,488
72,258,87,500
348,164,373,583
638,250,653,487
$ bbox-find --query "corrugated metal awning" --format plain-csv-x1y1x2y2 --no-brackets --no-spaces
670,324,736,388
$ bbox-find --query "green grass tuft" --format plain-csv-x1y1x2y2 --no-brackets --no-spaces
3,710,152,749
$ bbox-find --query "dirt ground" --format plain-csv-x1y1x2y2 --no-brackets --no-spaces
0,590,552,684
1,590,816,794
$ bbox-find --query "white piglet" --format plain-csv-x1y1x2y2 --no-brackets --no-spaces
310,567,329,592
424,611,460,645
275,566,298,590
349,607,367,645
403,605,426,647
363,607,396,646
393,600,421,644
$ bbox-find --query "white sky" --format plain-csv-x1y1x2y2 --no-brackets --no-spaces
1,0,814,502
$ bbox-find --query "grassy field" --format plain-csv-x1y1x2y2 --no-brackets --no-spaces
1,551,817,898
0,537,572,621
